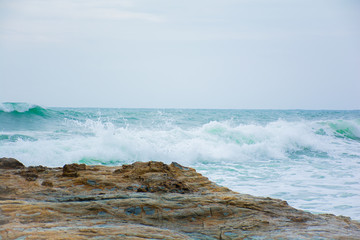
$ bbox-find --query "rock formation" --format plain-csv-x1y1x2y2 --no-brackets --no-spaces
0,157,25,169
1,158,360,239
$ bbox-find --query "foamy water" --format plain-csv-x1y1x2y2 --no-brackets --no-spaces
1,102,360,220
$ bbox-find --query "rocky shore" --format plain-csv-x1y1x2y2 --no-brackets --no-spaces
1,157,360,239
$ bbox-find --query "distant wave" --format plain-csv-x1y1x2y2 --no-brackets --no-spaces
0,102,49,116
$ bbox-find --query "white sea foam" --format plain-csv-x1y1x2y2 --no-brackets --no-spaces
1,118,359,165
1,115,360,220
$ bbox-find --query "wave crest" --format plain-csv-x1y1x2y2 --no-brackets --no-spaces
326,120,360,141
0,102,48,116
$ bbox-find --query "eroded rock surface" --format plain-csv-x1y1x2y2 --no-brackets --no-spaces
0,159,359,239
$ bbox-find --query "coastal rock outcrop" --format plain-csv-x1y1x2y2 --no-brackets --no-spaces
62,163,86,177
1,159,360,239
0,157,25,169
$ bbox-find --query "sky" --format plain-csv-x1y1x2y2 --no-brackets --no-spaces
0,0,359,109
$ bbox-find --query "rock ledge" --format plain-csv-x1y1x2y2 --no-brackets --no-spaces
1,158,359,239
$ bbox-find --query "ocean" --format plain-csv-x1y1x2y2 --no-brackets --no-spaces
1,102,360,220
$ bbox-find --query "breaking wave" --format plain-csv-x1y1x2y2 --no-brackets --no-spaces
0,102,49,116
1,106,360,219
1,116,359,167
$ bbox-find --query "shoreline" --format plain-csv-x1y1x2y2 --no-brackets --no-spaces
1,157,360,239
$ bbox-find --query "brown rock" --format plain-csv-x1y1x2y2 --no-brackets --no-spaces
62,163,86,177
18,165,49,181
115,161,192,193
1,160,360,240
0,186,13,195
28,165,47,173
22,172,38,181
41,180,53,187
0,157,25,169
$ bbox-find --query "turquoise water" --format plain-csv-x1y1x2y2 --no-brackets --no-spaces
1,102,360,220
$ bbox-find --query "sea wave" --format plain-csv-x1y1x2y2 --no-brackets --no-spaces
326,120,360,141
2,117,359,167
1,108,360,219
0,133,37,142
0,102,48,116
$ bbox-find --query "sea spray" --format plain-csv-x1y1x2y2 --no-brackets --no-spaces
1,102,360,220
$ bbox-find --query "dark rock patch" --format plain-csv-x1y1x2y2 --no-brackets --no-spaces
28,165,47,173
0,186,14,195
22,172,38,181
17,165,48,181
41,180,53,187
63,163,86,177
0,157,25,169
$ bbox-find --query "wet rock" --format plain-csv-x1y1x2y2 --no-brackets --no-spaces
62,163,86,177
0,157,25,169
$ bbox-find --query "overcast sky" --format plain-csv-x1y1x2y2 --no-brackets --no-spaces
0,0,359,109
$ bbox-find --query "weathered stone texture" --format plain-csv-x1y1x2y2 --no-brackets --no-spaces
62,163,86,177
0,159,359,239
